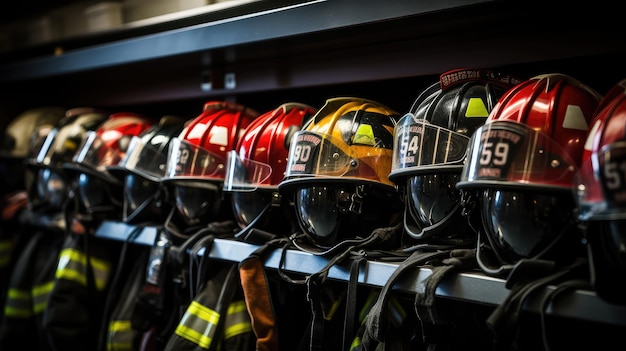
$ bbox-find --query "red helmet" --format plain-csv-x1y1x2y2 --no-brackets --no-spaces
164,101,258,227
577,81,626,220
457,74,601,276
67,112,155,184
574,79,626,305
164,101,258,184
224,102,317,231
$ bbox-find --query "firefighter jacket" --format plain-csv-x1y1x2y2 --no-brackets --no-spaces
43,232,119,351
0,224,65,351
105,247,151,351
164,261,256,351
0,191,29,322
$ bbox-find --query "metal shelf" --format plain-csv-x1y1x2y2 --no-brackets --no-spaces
94,220,626,327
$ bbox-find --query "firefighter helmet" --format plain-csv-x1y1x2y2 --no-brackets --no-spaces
456,73,601,276
278,97,402,252
224,102,317,233
27,107,108,212
110,115,188,225
0,106,65,196
65,112,155,216
575,79,626,304
164,101,258,227
389,68,519,246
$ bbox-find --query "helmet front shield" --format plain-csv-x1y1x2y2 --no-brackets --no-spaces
458,121,578,190
223,150,272,192
391,113,471,177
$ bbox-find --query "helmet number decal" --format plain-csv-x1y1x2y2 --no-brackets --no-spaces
396,125,420,167
288,132,321,175
599,143,626,206
474,126,524,179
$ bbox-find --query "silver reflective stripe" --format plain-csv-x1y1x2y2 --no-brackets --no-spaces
56,248,111,290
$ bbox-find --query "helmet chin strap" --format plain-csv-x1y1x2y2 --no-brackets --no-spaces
123,185,163,225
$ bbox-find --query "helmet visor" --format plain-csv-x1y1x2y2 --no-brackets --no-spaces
577,141,626,220
73,131,123,172
459,121,578,190
223,150,272,192
392,114,471,175
119,136,168,181
166,137,225,180
285,130,387,182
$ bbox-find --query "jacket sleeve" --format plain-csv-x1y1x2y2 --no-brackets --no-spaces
43,234,118,351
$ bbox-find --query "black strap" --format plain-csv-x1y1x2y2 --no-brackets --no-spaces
363,249,449,345
343,255,367,351
486,258,588,350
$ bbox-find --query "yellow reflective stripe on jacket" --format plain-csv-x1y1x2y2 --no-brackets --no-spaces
56,248,111,290
32,280,55,314
223,300,252,339
107,320,134,351
4,288,32,318
175,300,220,349
0,239,12,267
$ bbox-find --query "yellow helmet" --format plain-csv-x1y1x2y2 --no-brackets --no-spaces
279,97,402,252
280,97,398,190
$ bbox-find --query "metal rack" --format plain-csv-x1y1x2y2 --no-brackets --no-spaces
95,219,626,327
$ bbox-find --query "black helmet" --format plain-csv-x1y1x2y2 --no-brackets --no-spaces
63,112,155,221
107,115,187,226
389,69,519,247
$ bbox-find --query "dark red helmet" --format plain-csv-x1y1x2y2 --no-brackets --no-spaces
224,102,317,233
457,74,601,276
575,79,626,304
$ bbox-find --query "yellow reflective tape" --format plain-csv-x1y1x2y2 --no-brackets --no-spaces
4,306,32,318
224,300,251,339
7,288,30,299
187,301,220,324
226,300,247,315
56,267,87,286
350,336,362,350
32,280,54,297
109,320,132,331
107,341,133,351
0,256,9,267
465,97,489,118
57,248,111,290
32,280,55,314
175,324,212,349
224,321,252,339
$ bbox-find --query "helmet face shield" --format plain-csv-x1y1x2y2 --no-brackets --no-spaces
73,131,123,175
223,150,272,192
166,137,225,181
119,136,169,181
174,184,221,223
231,190,273,228
459,121,579,190
285,130,392,183
479,189,576,264
35,168,68,209
392,114,471,176
406,173,461,231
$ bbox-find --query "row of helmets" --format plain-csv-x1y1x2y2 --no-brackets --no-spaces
2,69,625,303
